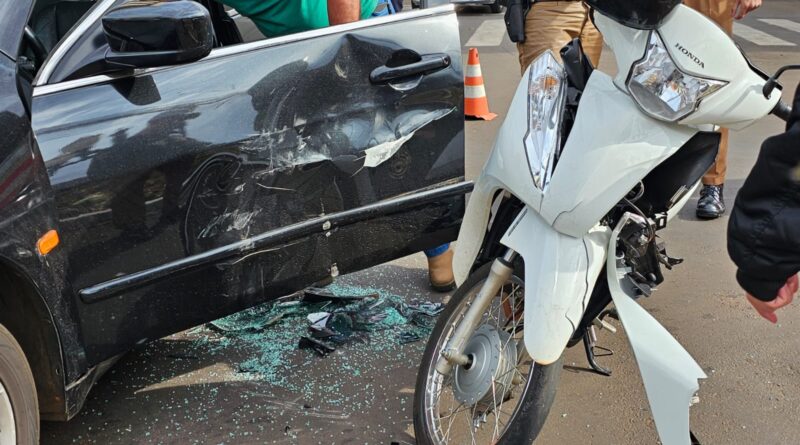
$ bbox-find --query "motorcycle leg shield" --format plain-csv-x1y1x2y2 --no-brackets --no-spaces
606,213,706,445
500,206,610,364
452,174,502,286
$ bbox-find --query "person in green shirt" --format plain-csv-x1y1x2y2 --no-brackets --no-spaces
219,0,378,38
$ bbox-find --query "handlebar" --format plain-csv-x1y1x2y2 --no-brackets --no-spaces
771,100,793,122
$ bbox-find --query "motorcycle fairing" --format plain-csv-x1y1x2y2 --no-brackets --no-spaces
539,72,697,238
606,213,706,445
453,69,696,284
595,5,780,130
453,63,546,286
500,206,610,364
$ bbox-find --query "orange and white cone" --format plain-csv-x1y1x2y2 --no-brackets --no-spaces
464,48,497,121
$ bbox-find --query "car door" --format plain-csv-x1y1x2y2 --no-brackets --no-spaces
31,1,465,363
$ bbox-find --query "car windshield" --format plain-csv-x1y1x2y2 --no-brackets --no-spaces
585,0,681,30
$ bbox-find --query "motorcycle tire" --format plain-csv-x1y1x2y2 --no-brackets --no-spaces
413,261,563,445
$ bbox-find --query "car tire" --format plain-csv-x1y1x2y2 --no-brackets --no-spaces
0,324,39,444
489,0,504,13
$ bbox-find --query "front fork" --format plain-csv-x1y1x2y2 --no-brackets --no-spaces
435,249,518,375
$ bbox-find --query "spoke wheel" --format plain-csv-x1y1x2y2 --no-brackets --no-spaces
414,261,563,445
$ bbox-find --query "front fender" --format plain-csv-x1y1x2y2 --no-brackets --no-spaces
500,206,610,364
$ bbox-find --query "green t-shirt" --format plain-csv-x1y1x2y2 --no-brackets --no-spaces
221,0,379,37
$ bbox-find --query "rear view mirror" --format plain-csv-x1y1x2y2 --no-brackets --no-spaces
102,0,214,69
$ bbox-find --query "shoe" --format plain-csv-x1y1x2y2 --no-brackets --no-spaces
428,247,456,292
696,184,725,219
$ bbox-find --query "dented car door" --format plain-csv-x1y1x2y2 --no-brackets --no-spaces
31,6,465,362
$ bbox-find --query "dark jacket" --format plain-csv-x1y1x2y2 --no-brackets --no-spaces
728,84,800,302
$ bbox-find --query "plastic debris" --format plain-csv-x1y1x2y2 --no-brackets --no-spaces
398,331,422,344
397,299,445,330
298,336,336,357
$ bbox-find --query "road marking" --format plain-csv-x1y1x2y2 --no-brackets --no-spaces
465,19,506,47
759,19,800,34
733,23,796,46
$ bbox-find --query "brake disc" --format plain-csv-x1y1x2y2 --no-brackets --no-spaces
452,324,519,408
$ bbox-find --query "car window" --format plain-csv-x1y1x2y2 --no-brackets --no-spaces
223,0,409,45
21,0,98,79
32,0,412,85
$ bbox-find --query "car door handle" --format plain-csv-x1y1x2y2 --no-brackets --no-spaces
370,53,451,84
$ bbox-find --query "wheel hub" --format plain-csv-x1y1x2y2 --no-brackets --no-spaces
452,324,518,407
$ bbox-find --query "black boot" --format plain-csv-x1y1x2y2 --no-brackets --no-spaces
696,184,725,219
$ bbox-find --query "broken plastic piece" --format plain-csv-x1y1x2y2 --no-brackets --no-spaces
398,331,422,344
298,336,336,357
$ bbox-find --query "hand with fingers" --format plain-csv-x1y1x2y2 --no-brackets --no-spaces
746,274,799,323
732,0,763,20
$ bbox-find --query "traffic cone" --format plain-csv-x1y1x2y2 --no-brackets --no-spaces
464,48,497,121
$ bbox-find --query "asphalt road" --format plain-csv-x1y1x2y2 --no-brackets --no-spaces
43,3,800,444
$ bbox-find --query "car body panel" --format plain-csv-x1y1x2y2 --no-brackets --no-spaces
0,3,466,417
0,51,78,420
31,6,465,363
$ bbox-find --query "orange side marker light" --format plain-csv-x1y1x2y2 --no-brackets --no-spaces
37,230,60,255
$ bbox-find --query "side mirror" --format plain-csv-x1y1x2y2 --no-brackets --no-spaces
102,0,214,69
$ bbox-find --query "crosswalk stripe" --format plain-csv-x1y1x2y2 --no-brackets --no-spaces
733,23,796,46
759,19,800,34
465,19,506,47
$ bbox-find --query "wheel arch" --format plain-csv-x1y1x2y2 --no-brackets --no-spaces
0,258,67,420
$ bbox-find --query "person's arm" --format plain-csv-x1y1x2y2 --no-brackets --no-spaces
732,0,762,20
727,84,800,321
328,0,361,25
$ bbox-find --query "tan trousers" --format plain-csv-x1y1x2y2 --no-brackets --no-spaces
684,0,734,186
516,1,603,74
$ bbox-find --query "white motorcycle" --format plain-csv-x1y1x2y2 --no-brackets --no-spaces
413,1,796,444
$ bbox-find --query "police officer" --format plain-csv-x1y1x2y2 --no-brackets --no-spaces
514,1,602,73
685,0,763,219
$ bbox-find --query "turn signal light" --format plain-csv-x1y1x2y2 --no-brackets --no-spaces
37,230,60,255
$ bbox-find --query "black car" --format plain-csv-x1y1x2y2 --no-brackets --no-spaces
412,0,505,13
0,0,466,441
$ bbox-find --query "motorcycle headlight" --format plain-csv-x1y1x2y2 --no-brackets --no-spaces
525,50,567,191
627,32,726,122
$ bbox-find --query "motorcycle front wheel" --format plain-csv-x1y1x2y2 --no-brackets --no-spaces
413,261,563,445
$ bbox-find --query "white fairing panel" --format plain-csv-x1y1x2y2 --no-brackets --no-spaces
593,13,650,90
659,5,779,128
500,207,610,364
597,4,779,130
452,174,502,285
453,64,544,285
607,215,706,445
540,72,696,238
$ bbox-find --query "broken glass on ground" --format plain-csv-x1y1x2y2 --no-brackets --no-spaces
302,287,375,304
192,283,446,392
208,297,303,333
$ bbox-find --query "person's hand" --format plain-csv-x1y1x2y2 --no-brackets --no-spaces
746,274,799,323
732,0,762,20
